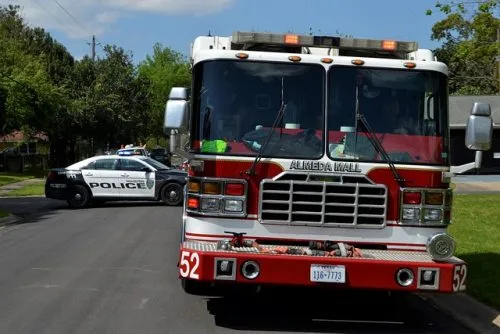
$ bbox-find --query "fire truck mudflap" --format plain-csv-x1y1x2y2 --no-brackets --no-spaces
178,240,468,293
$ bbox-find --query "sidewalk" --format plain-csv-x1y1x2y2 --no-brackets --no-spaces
420,293,500,334
0,178,46,226
0,178,45,197
452,177,500,193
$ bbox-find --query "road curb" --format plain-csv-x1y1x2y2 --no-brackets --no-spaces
0,214,23,227
418,292,500,334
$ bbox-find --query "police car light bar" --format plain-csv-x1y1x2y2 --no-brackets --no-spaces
232,31,418,53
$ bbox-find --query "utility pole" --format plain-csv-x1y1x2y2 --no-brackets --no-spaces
87,35,97,61
91,35,96,61
92,35,96,61
87,35,97,156
497,27,499,94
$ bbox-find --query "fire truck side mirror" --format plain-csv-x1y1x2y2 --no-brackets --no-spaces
164,87,189,133
465,102,493,151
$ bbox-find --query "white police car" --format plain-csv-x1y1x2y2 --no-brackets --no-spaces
45,154,187,209
115,146,149,157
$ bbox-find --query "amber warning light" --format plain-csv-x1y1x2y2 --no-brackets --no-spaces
285,34,299,44
232,31,418,53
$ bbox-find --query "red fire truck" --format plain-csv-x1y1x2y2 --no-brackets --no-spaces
164,31,493,295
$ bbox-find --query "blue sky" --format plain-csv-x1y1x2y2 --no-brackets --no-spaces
2,0,447,64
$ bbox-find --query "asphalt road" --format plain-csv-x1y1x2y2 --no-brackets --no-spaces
0,199,476,334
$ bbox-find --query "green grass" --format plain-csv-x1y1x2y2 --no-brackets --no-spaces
0,209,9,218
3,181,45,197
0,172,36,187
449,194,500,310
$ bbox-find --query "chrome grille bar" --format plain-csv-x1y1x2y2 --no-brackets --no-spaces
259,173,388,228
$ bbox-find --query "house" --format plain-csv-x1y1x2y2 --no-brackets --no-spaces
0,130,49,154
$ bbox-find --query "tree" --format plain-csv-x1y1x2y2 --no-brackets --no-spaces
138,43,191,145
1,5,190,166
0,4,78,166
87,45,150,149
426,1,500,95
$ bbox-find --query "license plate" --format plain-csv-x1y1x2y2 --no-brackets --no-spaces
310,264,346,283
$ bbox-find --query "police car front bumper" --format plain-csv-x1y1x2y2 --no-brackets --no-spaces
45,183,69,200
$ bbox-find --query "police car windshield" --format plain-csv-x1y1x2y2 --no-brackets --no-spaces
143,157,170,170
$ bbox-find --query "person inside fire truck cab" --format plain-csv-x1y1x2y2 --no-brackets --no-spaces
378,95,418,135
202,105,213,140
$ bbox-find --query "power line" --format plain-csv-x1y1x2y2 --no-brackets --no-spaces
29,0,79,38
51,0,92,37
47,0,100,60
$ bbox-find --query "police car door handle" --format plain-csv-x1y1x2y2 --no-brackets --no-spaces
121,173,130,177
84,172,93,176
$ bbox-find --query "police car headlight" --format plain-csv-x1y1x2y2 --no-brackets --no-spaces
201,198,221,212
224,199,243,212
426,233,455,261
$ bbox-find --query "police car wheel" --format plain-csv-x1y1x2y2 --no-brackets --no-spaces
67,184,90,209
161,183,183,206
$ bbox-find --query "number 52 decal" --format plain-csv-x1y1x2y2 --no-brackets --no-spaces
452,264,467,292
179,251,200,279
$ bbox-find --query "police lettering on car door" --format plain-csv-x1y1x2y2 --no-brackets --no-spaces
88,179,154,191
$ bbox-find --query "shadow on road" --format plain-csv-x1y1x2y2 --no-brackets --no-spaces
0,197,174,227
91,201,172,208
205,288,473,333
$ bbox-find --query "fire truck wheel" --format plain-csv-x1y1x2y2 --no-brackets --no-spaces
181,279,213,296
67,184,90,209
386,290,406,303
161,183,183,206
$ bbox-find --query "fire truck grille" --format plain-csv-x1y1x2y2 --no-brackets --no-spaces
259,174,388,228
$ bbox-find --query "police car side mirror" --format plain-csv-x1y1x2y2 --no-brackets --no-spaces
142,167,152,173
465,102,493,151
164,87,189,133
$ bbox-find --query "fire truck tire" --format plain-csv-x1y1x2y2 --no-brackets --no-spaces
386,290,406,303
181,279,213,296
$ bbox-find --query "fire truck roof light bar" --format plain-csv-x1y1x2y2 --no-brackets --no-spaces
232,31,419,53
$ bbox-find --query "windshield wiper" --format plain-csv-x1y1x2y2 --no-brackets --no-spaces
246,77,287,176
354,85,406,187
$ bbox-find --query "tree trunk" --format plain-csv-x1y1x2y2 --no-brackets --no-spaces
68,138,76,163
49,136,68,168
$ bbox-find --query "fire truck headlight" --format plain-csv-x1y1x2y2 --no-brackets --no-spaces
427,233,456,261
224,199,243,212
423,208,443,222
201,198,221,212
402,208,420,222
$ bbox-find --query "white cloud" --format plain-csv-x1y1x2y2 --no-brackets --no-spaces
1,0,235,39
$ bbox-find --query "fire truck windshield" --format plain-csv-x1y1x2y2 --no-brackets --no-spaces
190,60,449,166
191,60,325,159
327,67,449,166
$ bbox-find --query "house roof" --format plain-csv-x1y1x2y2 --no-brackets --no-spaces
449,95,500,129
0,131,48,142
